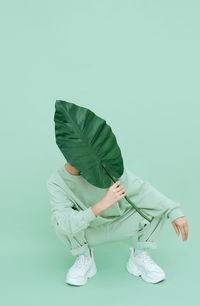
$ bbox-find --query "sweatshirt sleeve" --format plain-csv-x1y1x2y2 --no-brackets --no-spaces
125,168,185,222
46,179,97,237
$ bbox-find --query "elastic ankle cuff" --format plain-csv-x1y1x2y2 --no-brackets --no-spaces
136,241,157,249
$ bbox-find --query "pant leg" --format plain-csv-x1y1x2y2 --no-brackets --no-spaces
86,207,168,250
51,207,139,256
52,207,167,256
51,213,108,256
136,213,168,249
86,207,150,248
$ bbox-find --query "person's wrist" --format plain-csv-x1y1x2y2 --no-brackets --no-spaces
92,199,109,216
98,199,110,210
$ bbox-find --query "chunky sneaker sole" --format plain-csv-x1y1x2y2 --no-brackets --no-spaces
66,248,97,286
126,248,166,284
66,260,97,286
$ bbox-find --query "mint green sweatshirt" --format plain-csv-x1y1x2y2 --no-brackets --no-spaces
46,164,185,238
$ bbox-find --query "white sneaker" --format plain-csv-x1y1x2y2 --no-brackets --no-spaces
126,247,166,283
66,247,97,286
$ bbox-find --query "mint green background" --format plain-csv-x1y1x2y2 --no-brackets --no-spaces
1,1,199,305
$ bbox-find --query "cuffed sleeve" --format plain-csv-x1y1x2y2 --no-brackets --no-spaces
84,206,97,222
125,167,185,221
168,207,185,223
46,179,96,237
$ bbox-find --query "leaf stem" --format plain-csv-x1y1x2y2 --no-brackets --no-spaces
101,164,152,223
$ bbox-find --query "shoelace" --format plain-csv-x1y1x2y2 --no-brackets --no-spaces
75,255,85,269
138,252,161,271
75,254,91,269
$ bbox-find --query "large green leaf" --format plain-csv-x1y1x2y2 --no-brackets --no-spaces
54,99,152,223
54,100,124,188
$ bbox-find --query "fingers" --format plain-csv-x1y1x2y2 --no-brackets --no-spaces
111,181,124,192
111,181,127,197
180,225,187,241
181,223,188,241
116,185,126,195
186,221,189,238
172,217,189,242
116,185,125,192
172,222,180,236
111,180,121,188
119,192,127,199
173,220,189,241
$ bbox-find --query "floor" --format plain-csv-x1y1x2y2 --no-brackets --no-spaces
1,219,197,306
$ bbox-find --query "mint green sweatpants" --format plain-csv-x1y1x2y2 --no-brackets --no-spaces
52,206,167,256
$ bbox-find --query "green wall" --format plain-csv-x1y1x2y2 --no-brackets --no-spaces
1,1,199,305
